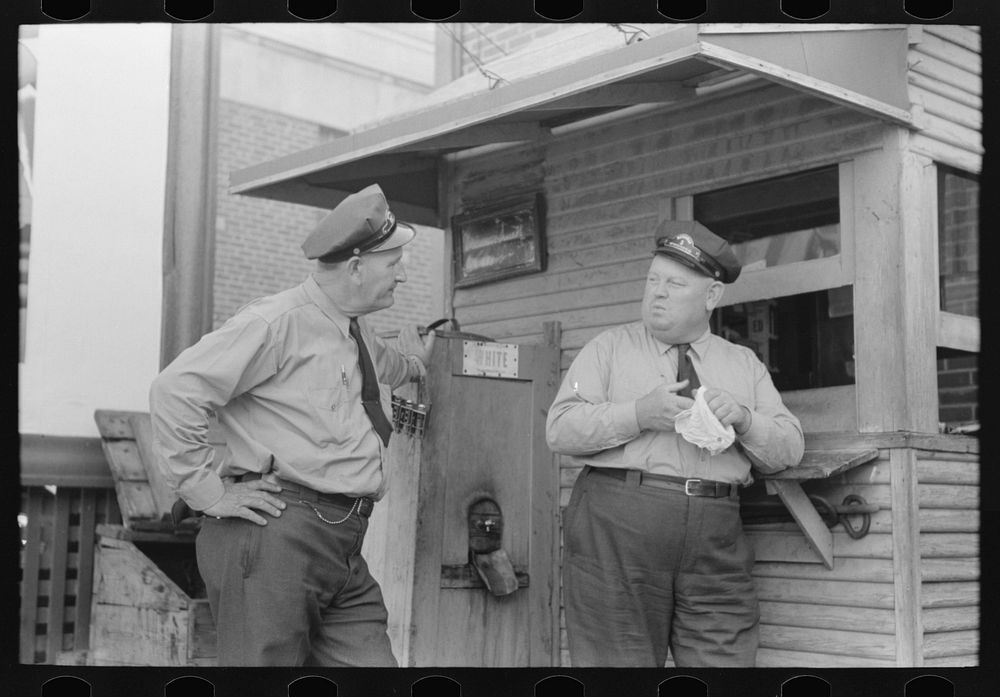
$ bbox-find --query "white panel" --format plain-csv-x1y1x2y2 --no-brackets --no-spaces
20,25,171,437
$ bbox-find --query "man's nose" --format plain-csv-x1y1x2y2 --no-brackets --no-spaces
396,264,407,283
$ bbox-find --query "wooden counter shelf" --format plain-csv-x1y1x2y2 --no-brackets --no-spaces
752,448,880,569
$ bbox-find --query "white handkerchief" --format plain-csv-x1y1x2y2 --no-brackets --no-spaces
673,386,736,455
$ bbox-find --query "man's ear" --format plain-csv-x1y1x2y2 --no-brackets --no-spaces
345,255,363,280
706,280,725,312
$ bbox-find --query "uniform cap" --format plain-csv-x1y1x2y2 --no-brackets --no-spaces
302,184,416,262
652,220,742,284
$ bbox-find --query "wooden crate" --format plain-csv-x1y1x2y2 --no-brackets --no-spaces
89,526,215,666
88,410,217,666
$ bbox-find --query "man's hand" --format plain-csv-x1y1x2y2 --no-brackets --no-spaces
202,478,287,526
702,387,752,434
398,324,435,367
635,380,695,432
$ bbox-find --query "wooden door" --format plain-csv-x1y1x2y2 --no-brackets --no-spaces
390,335,560,666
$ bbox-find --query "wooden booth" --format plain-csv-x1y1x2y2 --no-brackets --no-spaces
231,24,980,667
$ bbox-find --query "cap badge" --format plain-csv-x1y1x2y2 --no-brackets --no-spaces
665,233,702,262
381,210,396,236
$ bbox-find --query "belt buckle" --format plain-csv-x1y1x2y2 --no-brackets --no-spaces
684,479,702,496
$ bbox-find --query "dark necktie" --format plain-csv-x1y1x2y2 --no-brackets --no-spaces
349,317,393,447
676,343,701,399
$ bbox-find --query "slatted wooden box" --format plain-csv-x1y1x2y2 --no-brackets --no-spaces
88,410,217,666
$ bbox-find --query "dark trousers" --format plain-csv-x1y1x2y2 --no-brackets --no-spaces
562,467,759,667
196,486,396,667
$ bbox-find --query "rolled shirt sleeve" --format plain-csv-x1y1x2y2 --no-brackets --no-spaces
735,358,805,474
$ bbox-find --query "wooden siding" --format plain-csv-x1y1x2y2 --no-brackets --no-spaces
447,82,884,349
916,450,979,666
751,456,898,667
908,25,982,173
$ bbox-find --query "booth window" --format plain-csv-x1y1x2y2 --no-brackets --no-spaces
694,167,841,271
938,167,978,318
695,166,853,391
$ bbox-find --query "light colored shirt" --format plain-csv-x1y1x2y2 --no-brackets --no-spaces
545,322,804,485
149,275,423,511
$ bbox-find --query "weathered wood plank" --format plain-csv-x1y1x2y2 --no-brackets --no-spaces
100,440,147,481
921,630,979,659
922,606,978,633
128,412,179,519
917,89,981,131
759,624,896,661
756,647,896,668
108,480,158,523
752,557,894,583
919,533,979,558
95,410,136,439
764,449,878,481
916,459,979,485
89,605,193,666
907,51,981,95
921,558,979,583
748,529,894,563
93,539,190,612
759,601,894,635
908,73,980,111
911,31,981,77
917,484,978,510
763,480,833,568
921,582,978,608
755,577,895,609
802,432,978,454
922,655,978,667
891,448,922,665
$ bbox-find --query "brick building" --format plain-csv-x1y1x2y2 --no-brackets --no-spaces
213,25,445,335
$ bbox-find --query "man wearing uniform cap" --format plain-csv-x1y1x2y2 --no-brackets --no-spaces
150,184,435,666
546,219,804,667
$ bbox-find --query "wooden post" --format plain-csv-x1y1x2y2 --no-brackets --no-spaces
159,24,220,368
851,129,939,433
891,448,923,666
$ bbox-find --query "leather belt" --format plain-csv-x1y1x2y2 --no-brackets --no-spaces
238,473,375,518
588,466,739,499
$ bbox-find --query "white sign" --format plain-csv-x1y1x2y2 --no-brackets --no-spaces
462,341,519,379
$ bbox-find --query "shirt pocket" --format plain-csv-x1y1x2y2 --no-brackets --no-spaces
308,384,346,413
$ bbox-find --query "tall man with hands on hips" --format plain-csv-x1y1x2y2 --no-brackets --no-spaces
546,220,804,668
150,184,435,667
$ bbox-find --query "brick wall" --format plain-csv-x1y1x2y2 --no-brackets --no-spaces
214,100,325,328
213,100,443,334
936,169,978,427
937,352,978,425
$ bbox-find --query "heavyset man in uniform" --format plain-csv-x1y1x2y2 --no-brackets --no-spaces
546,221,803,667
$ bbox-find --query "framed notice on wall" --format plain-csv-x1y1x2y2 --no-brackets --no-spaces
451,194,545,288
